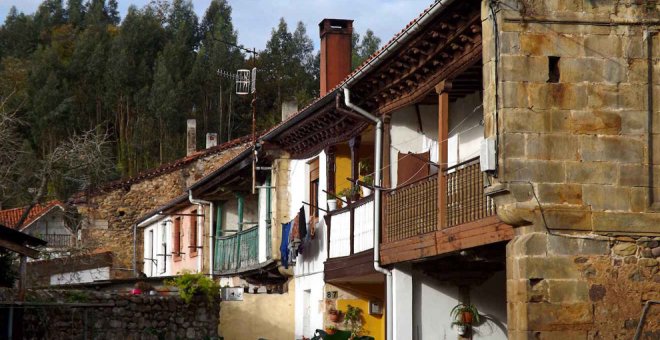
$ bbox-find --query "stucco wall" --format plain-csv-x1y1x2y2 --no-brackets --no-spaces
218,279,295,340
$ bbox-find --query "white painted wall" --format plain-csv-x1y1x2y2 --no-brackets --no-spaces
142,217,172,277
290,152,328,339
390,105,438,188
392,265,414,340
447,92,484,167
50,267,110,285
471,271,508,340
413,271,459,340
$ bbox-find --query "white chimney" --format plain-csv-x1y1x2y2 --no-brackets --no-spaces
187,119,196,156
281,100,298,122
206,133,218,149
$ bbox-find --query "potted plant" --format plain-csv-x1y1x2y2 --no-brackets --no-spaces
327,193,337,211
325,325,338,335
361,175,374,197
343,305,364,339
328,307,341,322
450,303,480,335
338,187,352,205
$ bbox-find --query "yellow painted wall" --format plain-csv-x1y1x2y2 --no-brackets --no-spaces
219,279,295,340
336,298,384,340
335,145,352,197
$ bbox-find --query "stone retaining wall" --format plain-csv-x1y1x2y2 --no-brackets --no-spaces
0,289,220,340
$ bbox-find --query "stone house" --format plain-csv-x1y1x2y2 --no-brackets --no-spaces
70,133,251,279
0,200,75,250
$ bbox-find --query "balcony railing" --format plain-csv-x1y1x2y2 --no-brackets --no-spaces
328,195,375,259
214,227,259,273
39,234,76,248
383,157,495,243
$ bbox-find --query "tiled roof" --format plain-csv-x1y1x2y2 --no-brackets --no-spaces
0,200,65,230
71,134,255,201
262,1,441,141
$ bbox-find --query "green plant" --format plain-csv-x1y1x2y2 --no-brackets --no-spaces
361,174,374,187
165,271,220,304
359,160,372,176
343,305,364,338
65,290,89,303
450,303,480,325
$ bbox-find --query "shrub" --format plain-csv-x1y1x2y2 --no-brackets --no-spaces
165,271,219,304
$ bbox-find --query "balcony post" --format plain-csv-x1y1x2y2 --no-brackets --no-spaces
436,81,451,229
349,136,361,187
326,145,336,197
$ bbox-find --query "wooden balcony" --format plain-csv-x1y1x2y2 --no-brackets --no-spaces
214,227,259,274
325,195,381,282
381,157,513,265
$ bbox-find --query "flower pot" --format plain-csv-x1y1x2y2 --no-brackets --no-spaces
454,324,468,336
328,312,340,322
462,311,474,324
326,328,336,335
342,196,351,205
131,288,142,295
327,199,337,211
362,187,372,197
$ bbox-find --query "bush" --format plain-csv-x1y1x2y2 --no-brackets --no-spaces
165,271,219,304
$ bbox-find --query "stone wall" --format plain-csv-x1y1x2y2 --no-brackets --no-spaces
483,0,660,232
0,289,220,340
75,144,248,278
508,233,660,338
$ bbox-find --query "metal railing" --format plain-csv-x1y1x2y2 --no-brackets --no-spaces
383,157,495,243
214,227,259,273
40,234,76,248
327,195,375,258
445,157,495,228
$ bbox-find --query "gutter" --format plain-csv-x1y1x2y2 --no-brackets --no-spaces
343,87,392,340
189,190,214,277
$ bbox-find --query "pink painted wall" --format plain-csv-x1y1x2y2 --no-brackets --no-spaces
171,205,202,275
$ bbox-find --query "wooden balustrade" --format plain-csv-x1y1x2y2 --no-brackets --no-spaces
383,157,495,243
327,195,375,259
214,227,259,273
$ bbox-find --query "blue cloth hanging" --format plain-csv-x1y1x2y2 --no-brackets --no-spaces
280,221,291,268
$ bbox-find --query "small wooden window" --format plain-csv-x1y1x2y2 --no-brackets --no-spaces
173,217,182,261
190,210,198,257
397,151,430,186
309,158,320,222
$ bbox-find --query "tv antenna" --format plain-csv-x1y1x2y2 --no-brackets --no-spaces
233,48,258,194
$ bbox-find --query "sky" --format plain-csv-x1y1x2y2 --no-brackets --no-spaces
0,0,434,51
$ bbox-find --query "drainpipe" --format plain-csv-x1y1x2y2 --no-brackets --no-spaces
189,190,214,277
343,87,392,340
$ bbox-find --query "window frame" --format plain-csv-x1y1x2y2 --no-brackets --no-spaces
189,210,198,257
173,217,182,262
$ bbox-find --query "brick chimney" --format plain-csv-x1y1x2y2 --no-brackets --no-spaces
186,119,196,156
281,100,298,122
319,19,353,96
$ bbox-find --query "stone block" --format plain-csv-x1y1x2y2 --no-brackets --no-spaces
613,242,638,256
520,33,585,57
560,57,626,84
584,34,622,57
538,183,582,205
500,31,521,55
547,279,589,303
550,110,572,132
619,83,648,111
586,84,619,110
527,83,588,110
579,135,644,163
630,187,649,212
526,134,580,160
503,109,551,132
566,161,618,185
501,55,550,82
503,133,526,158
519,256,582,279
502,81,529,108
527,302,593,329
583,184,632,211
512,232,548,256
593,212,660,234
539,208,593,231
569,110,621,135
619,165,648,187
504,159,566,183
547,234,609,255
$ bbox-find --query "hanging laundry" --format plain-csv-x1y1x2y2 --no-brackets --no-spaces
280,222,291,269
290,213,303,258
298,206,307,240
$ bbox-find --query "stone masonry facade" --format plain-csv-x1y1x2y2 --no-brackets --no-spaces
0,289,220,340
74,144,248,278
481,0,660,338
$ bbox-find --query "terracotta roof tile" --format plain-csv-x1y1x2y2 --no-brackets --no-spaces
0,200,65,230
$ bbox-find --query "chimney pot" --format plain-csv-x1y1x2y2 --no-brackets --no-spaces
186,119,196,156
319,18,353,96
281,100,298,122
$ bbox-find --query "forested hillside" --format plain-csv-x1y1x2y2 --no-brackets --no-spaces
0,0,380,208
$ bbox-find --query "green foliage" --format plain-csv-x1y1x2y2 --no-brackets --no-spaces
352,29,382,70
165,271,219,304
65,290,89,303
343,304,364,337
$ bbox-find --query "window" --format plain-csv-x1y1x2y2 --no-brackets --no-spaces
190,210,198,257
148,230,154,276
309,158,320,222
173,217,182,261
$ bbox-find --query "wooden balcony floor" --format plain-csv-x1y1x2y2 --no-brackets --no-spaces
380,215,513,265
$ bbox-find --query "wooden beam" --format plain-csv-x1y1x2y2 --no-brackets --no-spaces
436,81,451,230
0,238,39,258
